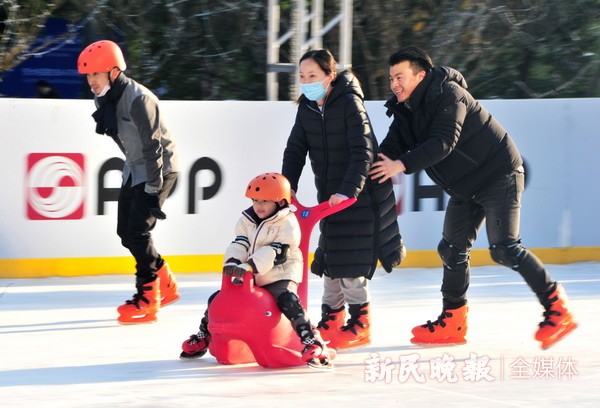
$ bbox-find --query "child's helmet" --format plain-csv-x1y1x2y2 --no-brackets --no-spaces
246,173,291,204
77,40,127,74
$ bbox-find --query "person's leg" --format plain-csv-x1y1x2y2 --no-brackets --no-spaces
317,276,347,343
321,276,345,309
154,173,180,305
180,290,220,359
484,171,553,294
116,177,160,323
127,173,178,284
116,177,134,252
411,196,484,344
483,170,576,348
264,280,309,332
333,277,371,349
265,280,332,365
440,196,485,309
116,173,178,323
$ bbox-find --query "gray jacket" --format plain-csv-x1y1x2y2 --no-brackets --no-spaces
96,76,180,193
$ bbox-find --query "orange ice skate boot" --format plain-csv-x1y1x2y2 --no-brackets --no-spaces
411,305,468,345
535,284,577,349
331,303,371,349
316,304,346,346
156,262,180,306
117,278,160,324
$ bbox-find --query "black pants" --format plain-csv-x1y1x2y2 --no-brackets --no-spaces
441,169,553,309
117,172,178,282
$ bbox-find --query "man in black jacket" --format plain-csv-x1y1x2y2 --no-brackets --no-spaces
370,46,576,349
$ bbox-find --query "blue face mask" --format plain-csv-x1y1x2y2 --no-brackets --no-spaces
300,77,328,101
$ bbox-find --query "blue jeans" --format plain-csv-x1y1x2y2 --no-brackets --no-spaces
441,169,553,309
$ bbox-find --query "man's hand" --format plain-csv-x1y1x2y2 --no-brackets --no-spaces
143,193,166,220
369,153,406,183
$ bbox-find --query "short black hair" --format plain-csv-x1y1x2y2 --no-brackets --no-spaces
388,46,433,73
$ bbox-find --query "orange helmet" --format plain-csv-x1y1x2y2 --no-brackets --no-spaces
246,173,291,204
77,40,126,74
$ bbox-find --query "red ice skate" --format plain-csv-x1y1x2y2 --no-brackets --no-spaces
180,331,212,359
299,325,335,370
331,303,371,349
317,304,346,345
156,262,180,306
117,278,160,324
411,305,468,345
535,284,577,349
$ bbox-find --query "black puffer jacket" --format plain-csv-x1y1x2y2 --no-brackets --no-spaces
381,66,523,200
282,71,403,279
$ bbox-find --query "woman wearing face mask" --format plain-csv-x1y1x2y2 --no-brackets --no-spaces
282,49,406,350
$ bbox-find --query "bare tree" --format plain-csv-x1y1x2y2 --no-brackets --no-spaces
83,0,265,99
0,0,69,75
353,0,600,99
2,0,599,99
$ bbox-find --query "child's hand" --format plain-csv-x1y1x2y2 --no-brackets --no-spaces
223,262,252,278
270,243,290,266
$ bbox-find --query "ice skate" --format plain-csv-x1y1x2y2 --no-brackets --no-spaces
536,284,577,349
117,278,160,324
332,303,370,349
304,344,335,371
298,324,335,370
411,305,468,345
316,304,345,346
180,330,212,359
156,262,180,306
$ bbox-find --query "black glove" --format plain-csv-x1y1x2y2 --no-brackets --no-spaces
270,243,290,266
143,193,166,220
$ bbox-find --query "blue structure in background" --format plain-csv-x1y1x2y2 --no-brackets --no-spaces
0,19,88,99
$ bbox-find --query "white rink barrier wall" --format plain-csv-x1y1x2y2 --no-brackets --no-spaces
1,98,599,278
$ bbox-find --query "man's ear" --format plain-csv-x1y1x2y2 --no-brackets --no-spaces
109,68,120,81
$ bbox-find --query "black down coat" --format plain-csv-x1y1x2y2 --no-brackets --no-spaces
282,71,403,279
381,66,523,200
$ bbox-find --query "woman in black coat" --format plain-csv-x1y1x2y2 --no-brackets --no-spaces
282,49,405,349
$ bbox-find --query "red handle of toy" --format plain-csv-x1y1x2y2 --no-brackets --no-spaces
221,271,255,292
292,197,357,305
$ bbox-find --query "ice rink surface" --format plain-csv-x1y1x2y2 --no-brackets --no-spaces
1,262,599,407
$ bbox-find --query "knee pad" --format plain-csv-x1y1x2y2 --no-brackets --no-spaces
490,240,526,270
437,239,469,269
276,291,305,322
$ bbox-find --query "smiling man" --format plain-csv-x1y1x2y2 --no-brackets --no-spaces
370,46,577,349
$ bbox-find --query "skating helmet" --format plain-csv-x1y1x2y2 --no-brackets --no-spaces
246,173,291,204
78,40,127,74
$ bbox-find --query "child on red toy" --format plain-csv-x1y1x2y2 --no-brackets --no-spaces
180,172,333,368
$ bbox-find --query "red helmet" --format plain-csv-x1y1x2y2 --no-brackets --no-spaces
246,173,291,204
77,40,126,74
